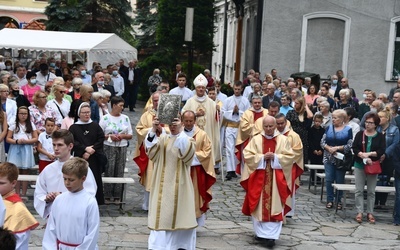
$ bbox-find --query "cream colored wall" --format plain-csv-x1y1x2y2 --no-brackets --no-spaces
0,0,47,9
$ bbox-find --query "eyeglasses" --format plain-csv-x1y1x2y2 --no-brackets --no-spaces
80,111,90,115
0,90,9,93
58,91,65,94
365,121,375,125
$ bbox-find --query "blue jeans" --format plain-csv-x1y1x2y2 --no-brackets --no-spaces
394,174,400,224
324,161,346,203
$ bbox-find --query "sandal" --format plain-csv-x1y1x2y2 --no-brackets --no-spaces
337,203,343,210
355,213,363,223
326,202,333,209
367,213,376,224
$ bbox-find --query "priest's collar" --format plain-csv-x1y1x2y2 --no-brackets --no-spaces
250,107,264,113
279,126,290,135
184,125,195,133
262,130,279,139
195,95,207,102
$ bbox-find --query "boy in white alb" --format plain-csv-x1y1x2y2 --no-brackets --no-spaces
42,157,100,249
37,118,56,172
34,129,97,219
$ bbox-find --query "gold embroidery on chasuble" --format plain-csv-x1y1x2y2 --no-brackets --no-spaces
196,103,206,129
261,137,277,222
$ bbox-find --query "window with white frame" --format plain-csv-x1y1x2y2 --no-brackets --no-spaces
386,17,400,80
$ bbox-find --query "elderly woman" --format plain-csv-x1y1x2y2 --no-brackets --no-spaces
21,71,41,104
68,77,83,101
0,71,10,84
99,96,133,203
92,91,108,121
374,108,399,208
312,96,327,114
8,81,30,108
333,89,359,114
46,84,71,125
352,113,385,223
290,88,303,107
100,89,112,112
321,109,353,210
69,102,105,205
286,96,314,165
77,84,100,123
248,82,262,102
315,101,332,129
29,90,59,133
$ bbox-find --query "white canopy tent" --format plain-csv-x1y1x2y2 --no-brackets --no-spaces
0,28,137,69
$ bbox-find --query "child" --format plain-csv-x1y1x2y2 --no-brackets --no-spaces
6,106,38,197
42,157,99,249
0,162,39,249
34,129,97,219
0,227,16,250
308,114,325,183
37,118,56,172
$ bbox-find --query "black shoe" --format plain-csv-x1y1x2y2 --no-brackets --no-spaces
214,168,221,175
129,109,135,112
231,172,238,178
266,239,275,248
255,236,267,242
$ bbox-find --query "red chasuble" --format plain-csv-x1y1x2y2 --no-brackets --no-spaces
241,137,290,221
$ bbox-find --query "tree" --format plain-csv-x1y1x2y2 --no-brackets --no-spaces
134,0,158,51
45,0,134,42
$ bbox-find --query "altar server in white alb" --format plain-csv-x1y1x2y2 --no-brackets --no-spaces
34,129,97,219
145,116,197,250
221,81,250,180
42,157,100,250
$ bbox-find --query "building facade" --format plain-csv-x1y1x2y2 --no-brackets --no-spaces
213,0,400,96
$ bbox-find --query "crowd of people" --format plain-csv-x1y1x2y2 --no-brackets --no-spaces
0,54,399,249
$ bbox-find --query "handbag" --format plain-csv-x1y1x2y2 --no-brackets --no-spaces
332,126,353,171
362,132,382,175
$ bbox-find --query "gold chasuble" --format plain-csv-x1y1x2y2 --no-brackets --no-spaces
190,127,216,218
283,129,304,192
3,191,39,233
235,108,268,174
147,134,197,230
133,109,169,191
241,132,294,221
182,96,221,164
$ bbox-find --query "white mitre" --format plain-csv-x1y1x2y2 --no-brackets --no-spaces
193,73,207,88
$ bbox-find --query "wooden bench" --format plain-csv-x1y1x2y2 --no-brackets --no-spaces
18,175,135,209
331,183,396,213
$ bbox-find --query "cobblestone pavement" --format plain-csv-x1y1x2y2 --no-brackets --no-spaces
23,101,400,249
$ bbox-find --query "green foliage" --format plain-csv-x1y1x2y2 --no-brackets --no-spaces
137,49,177,101
156,0,215,56
45,0,135,43
134,0,158,51
181,62,205,88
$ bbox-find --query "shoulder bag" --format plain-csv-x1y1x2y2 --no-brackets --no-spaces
362,132,382,175
332,126,353,171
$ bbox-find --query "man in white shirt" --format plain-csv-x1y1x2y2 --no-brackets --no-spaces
35,64,56,90
111,65,125,96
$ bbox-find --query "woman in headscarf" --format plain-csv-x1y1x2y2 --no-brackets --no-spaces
69,102,105,205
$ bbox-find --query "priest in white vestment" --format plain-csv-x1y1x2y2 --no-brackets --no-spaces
145,116,197,250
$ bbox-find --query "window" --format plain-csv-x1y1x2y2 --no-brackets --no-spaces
386,17,400,80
